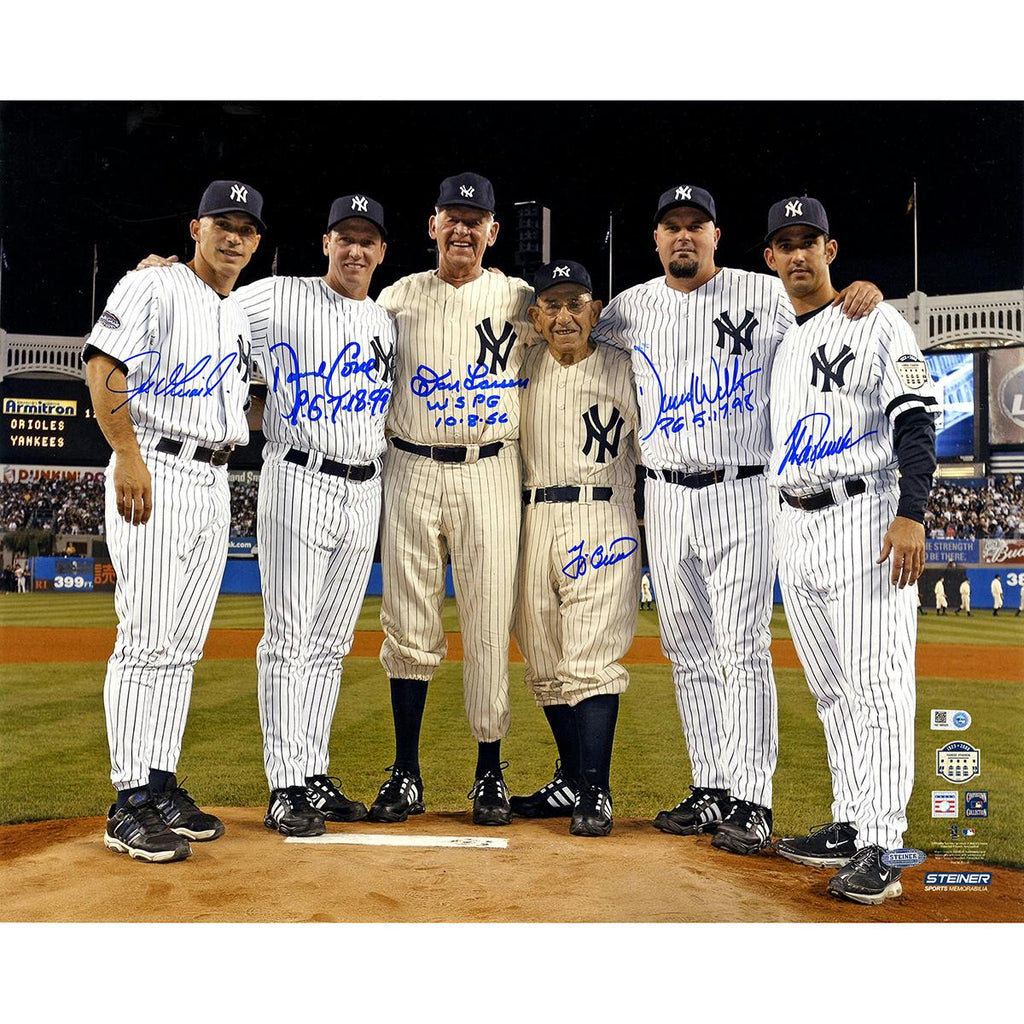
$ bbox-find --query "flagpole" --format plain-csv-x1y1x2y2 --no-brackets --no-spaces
0,237,5,328
90,243,99,324
912,179,919,293
607,212,613,298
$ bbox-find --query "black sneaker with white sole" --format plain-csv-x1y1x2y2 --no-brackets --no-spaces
265,787,326,837
509,762,578,818
306,775,368,822
776,821,858,867
653,786,731,836
827,845,903,905
104,791,192,863
366,766,425,823
152,782,225,841
570,785,613,837
469,769,512,826
711,799,773,854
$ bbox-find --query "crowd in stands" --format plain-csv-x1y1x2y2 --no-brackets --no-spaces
2,474,1021,543
924,475,1023,540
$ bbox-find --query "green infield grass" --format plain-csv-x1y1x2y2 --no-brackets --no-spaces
1,645,1020,865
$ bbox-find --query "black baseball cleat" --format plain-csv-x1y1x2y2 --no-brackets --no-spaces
265,787,326,837
827,845,903,905
104,792,192,863
469,769,513,826
152,781,225,841
653,786,732,836
775,821,858,867
509,761,578,818
711,799,773,855
366,766,425,823
306,775,368,822
570,785,613,837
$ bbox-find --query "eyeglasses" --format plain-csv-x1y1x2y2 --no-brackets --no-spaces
537,296,592,316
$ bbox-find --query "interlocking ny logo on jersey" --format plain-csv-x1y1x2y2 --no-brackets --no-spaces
370,335,395,383
230,184,248,203
582,404,625,463
785,199,803,217
713,310,759,355
810,343,855,392
351,195,368,212
475,318,517,374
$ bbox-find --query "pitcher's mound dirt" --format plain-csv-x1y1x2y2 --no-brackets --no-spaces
2,809,1019,923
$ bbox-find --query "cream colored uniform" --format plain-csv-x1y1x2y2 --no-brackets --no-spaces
377,270,533,741
515,341,640,707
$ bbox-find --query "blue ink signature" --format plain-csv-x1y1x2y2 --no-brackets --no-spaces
106,350,238,413
268,341,390,424
561,536,639,580
633,347,761,440
776,413,877,475
410,363,529,399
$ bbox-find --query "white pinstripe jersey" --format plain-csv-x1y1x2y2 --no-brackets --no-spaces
377,270,534,445
768,301,940,493
235,276,397,463
86,264,251,447
520,342,638,497
592,268,793,470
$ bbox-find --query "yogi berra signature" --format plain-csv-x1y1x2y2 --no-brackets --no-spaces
106,350,241,413
561,536,639,580
776,412,877,474
634,348,761,440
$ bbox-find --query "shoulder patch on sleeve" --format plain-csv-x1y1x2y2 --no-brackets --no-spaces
98,310,122,330
895,353,929,390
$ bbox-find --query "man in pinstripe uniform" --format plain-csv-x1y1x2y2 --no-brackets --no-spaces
764,196,937,903
511,260,640,836
369,172,533,826
138,195,397,837
592,185,881,855
86,180,263,863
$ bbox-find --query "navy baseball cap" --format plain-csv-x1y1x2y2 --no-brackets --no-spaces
654,184,716,226
435,172,496,213
533,260,593,296
327,194,387,238
765,196,829,244
197,180,266,232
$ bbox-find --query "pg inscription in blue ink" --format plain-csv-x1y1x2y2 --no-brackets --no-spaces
633,348,762,440
106,350,239,413
562,536,638,580
777,413,877,475
269,340,390,424
411,363,529,399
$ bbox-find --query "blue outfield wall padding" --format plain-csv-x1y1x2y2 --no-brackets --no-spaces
216,561,455,597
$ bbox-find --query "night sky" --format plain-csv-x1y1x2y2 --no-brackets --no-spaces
1,100,1020,338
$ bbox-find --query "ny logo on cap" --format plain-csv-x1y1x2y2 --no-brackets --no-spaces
675,186,692,200
785,200,803,218
351,196,368,212
230,184,249,203
553,266,571,278
460,185,475,198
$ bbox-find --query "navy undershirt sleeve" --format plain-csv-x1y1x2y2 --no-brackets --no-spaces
893,407,936,522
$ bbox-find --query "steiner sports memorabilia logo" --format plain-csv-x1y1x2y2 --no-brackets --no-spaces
932,791,958,817
931,709,972,730
936,741,980,784
882,848,927,868
924,872,992,891
964,792,989,818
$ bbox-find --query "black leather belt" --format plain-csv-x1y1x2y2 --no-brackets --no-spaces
781,478,866,511
284,448,376,481
645,465,763,488
523,486,613,505
156,436,233,467
391,437,504,464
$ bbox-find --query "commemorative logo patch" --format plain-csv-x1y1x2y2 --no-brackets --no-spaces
895,353,929,390
936,741,981,784
98,310,122,330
